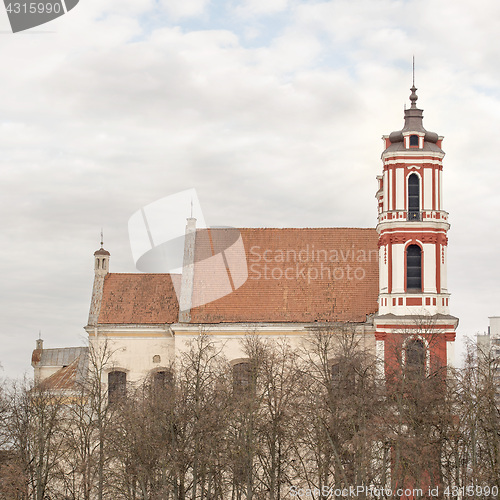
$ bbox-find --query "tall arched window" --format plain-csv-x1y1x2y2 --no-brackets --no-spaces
406,244,422,291
233,361,254,395
152,369,174,390
405,339,426,376
108,371,126,404
408,173,420,220
409,134,419,147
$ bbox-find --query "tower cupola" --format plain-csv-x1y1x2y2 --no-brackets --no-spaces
94,233,110,277
385,85,441,152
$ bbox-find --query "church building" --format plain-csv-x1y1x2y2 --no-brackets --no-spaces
32,84,458,393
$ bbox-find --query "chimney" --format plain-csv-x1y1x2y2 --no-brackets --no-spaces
178,218,196,323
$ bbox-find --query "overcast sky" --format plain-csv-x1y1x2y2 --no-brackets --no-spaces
1,0,499,380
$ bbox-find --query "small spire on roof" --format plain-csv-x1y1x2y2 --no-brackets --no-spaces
100,228,104,249
409,56,418,108
36,331,43,350
412,55,415,86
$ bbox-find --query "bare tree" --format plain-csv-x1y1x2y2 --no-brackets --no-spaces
5,379,67,500
295,324,382,497
382,316,454,498
235,336,303,500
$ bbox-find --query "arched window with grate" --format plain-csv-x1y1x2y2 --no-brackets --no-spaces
406,244,422,291
408,173,420,220
108,370,126,404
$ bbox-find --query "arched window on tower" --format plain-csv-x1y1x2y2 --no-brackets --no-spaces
408,173,420,220
405,338,426,377
409,134,419,147
406,244,422,291
108,370,126,404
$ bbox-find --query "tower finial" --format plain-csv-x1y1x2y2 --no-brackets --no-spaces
409,56,418,109
412,55,415,87
100,228,104,249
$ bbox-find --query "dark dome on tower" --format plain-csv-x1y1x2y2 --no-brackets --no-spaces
384,85,442,154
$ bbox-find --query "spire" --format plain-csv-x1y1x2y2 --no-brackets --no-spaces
94,229,110,257
409,55,418,109
36,331,43,350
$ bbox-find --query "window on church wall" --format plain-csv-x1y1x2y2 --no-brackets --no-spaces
330,360,357,393
406,244,422,291
108,370,126,404
405,339,426,377
232,361,254,396
409,134,419,147
407,173,420,220
152,369,174,391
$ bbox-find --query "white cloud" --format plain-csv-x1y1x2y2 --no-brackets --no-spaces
235,0,290,16
158,0,210,20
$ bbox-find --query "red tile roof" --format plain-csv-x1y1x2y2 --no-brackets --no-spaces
40,358,81,391
98,273,180,324
97,228,379,325
191,228,379,323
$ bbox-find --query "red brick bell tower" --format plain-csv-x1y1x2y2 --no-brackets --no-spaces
373,81,458,380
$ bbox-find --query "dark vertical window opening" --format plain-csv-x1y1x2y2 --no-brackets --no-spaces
331,361,357,392
108,371,126,404
233,362,254,395
406,244,422,291
408,173,420,220
406,339,426,376
153,370,173,391
409,134,419,147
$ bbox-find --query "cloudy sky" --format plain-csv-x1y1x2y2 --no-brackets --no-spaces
0,0,499,380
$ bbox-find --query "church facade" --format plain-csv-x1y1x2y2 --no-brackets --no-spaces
32,85,458,392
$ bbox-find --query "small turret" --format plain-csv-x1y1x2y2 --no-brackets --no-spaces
88,234,110,326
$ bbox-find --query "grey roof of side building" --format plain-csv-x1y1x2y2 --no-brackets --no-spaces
35,347,90,390
37,346,88,367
